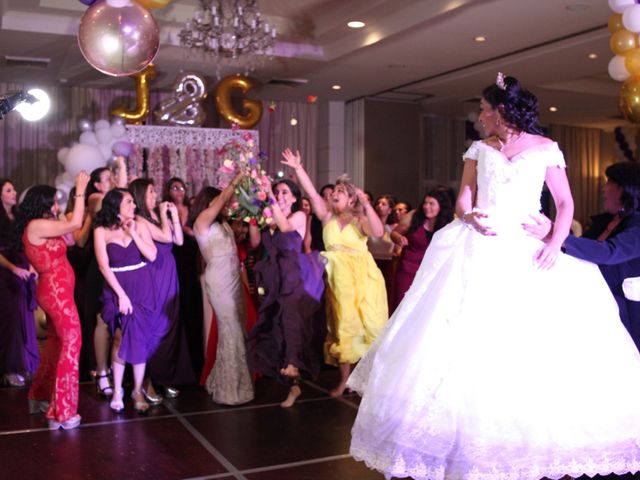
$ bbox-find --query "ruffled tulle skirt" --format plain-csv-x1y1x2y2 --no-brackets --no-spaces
348,219,640,480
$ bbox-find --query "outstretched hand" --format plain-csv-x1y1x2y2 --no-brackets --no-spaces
353,187,370,207
281,148,302,170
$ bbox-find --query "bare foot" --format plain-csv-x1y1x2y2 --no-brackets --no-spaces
329,382,347,398
280,385,301,408
279,364,300,378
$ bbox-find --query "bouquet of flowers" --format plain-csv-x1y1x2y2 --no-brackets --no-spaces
215,133,273,227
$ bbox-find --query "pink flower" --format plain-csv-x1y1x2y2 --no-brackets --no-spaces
256,191,267,201
230,201,240,210
263,207,273,218
250,169,257,178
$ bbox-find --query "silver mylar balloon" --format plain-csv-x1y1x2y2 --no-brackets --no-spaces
78,1,160,77
154,73,207,127
78,118,93,132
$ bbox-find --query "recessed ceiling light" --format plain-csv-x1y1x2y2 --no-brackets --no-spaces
347,21,365,29
588,53,598,59
549,106,558,112
473,35,486,43
332,85,342,90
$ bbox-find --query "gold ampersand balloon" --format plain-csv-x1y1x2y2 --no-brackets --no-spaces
215,74,263,129
620,76,640,124
111,64,156,125
154,73,207,127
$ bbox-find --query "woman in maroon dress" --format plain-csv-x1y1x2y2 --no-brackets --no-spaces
391,188,454,311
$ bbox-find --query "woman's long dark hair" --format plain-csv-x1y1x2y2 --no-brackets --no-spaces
129,178,159,226
375,194,397,225
187,186,222,228
273,179,301,213
482,75,543,135
13,185,57,250
93,188,128,229
606,161,640,214
0,179,18,246
408,188,455,234
86,167,110,198
163,177,191,207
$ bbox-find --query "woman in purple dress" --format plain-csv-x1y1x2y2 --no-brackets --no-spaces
390,188,454,311
0,179,38,386
248,179,325,408
94,188,157,413
130,179,193,403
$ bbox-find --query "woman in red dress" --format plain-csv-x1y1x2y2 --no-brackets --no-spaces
14,172,90,430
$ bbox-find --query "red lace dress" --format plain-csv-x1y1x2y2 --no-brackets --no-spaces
23,229,81,422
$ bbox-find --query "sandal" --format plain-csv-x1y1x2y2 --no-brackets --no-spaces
131,390,149,414
110,389,124,413
95,371,113,398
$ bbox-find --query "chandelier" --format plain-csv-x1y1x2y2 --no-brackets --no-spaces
179,0,277,71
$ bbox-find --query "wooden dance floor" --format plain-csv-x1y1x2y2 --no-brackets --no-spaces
0,368,385,480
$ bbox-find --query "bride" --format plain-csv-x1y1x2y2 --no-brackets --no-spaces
347,73,640,480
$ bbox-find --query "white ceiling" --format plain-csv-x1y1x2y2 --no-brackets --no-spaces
0,0,622,129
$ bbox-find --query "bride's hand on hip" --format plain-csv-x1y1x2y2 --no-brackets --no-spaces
463,211,496,236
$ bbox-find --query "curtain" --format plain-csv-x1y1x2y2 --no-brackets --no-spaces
550,125,603,227
345,99,365,187
257,100,318,184
421,115,467,191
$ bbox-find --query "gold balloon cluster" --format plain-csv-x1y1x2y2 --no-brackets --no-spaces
609,12,640,122
111,72,263,129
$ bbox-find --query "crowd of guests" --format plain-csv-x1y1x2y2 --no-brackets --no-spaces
1,146,639,432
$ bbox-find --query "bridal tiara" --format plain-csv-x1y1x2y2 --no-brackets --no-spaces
496,72,506,90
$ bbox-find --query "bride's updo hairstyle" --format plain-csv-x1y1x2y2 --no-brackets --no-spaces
482,74,544,135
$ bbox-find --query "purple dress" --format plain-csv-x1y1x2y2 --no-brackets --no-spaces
146,241,194,386
248,229,325,384
100,242,157,364
0,236,38,375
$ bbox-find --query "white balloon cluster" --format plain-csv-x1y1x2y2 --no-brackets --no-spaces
55,117,131,206
608,0,640,82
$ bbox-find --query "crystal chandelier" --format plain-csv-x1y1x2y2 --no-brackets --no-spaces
179,0,277,71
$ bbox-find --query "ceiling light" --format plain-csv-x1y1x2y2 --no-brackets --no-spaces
14,89,50,122
332,85,342,90
347,21,365,29
588,53,598,59
549,106,558,112
473,35,486,42
290,118,298,126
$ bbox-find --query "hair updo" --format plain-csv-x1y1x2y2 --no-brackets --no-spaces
482,75,543,135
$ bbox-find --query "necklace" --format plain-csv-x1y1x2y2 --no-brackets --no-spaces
497,131,525,151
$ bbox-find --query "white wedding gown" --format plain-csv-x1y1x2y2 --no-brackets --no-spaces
348,141,640,480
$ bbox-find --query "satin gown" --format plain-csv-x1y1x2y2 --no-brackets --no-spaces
348,141,640,480
321,218,388,365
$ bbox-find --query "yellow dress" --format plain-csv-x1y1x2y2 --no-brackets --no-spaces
322,217,388,364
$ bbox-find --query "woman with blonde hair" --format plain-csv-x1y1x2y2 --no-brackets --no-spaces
282,149,388,397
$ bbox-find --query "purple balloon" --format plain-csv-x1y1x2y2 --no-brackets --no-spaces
112,140,133,157
79,0,98,5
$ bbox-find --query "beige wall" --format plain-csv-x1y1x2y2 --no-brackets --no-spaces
363,99,422,205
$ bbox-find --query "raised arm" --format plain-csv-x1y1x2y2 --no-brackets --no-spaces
114,156,128,188
356,188,384,238
390,210,415,248
28,171,90,241
281,149,330,222
125,218,157,262
193,174,240,238
140,202,173,244
167,203,184,246
94,227,132,315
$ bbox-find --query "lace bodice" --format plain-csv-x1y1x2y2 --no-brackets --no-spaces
197,221,237,264
463,141,566,230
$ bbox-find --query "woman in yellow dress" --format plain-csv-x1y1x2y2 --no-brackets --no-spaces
281,148,388,396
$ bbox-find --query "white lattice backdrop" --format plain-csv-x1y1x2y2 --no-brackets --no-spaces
125,125,259,196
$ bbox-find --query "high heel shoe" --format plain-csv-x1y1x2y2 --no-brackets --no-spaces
164,386,180,398
3,373,26,387
110,389,124,413
95,371,113,398
141,388,163,406
48,414,81,431
131,391,149,414
28,399,49,414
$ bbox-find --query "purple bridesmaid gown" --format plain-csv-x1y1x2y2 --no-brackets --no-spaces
146,241,194,386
